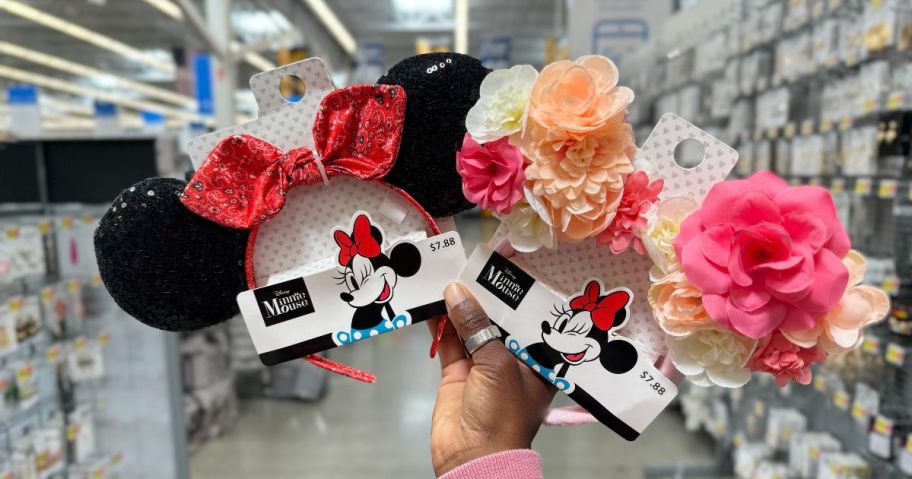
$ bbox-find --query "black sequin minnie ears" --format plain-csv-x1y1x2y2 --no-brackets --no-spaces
379,53,491,217
94,54,488,334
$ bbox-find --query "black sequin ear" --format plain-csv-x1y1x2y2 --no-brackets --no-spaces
94,178,249,331
378,53,490,218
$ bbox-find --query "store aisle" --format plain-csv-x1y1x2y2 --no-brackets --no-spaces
190,215,716,479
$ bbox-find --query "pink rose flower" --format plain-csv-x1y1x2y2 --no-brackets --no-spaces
674,171,851,339
748,332,825,386
597,170,663,254
456,133,526,215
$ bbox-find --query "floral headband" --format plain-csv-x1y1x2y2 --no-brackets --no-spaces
457,56,890,389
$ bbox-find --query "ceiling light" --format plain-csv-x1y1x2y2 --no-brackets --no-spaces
0,41,195,107
230,42,276,71
301,0,356,55
142,0,183,20
0,0,176,74
0,64,211,125
393,0,452,15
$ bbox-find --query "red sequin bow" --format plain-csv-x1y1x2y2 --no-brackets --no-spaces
333,214,381,267
181,84,407,229
568,281,631,331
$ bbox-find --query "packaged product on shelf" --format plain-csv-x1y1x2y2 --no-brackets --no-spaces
0,370,12,420
677,85,701,122
788,432,841,478
843,126,879,176
752,460,790,479
774,32,812,84
10,448,36,479
67,406,96,464
63,279,85,334
39,283,68,340
858,61,890,114
12,361,38,409
863,0,898,55
0,304,17,357
813,18,840,69
759,2,783,43
851,382,880,429
774,138,791,175
840,16,865,67
755,139,773,170
67,340,105,382
765,408,808,451
55,215,100,279
733,442,773,479
756,87,790,131
822,131,840,175
710,62,738,119
783,0,809,32
13,295,42,344
736,141,755,176
790,134,824,176
818,452,870,479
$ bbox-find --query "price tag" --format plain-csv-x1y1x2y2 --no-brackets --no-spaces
882,276,900,295
839,116,853,130
733,433,745,447
4,227,19,240
831,178,846,194
863,337,882,354
852,402,869,420
834,391,850,410
81,214,96,225
810,446,821,460
67,278,80,294
784,122,797,138
98,331,111,346
91,466,104,479
871,0,882,8
37,220,51,236
8,297,22,312
863,98,878,114
90,274,103,287
886,343,906,366
820,118,834,132
61,216,74,230
767,127,780,140
801,120,815,136
878,179,898,198
854,178,873,196
875,415,895,435
74,336,87,351
15,364,32,382
40,287,54,303
814,375,828,391
888,91,907,110
66,424,80,440
46,345,62,364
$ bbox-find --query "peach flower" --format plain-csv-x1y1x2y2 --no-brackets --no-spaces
648,271,720,337
521,55,636,241
783,251,889,354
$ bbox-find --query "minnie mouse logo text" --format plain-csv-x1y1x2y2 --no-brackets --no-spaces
253,278,315,327
476,252,533,310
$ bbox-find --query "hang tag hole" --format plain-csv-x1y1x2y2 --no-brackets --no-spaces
673,138,706,169
279,75,307,103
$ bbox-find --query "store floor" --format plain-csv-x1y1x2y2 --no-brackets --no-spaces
190,215,717,479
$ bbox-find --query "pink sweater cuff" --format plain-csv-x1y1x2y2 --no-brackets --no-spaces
438,450,542,479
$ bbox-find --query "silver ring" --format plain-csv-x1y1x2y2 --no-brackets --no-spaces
463,325,502,356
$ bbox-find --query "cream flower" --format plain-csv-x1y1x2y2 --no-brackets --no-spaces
648,271,719,336
465,65,538,142
783,250,890,354
666,329,757,388
642,197,698,280
496,188,556,253
521,56,636,241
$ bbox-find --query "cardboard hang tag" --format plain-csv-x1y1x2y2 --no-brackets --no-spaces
489,114,739,362
237,212,467,365
460,245,677,440
187,58,335,169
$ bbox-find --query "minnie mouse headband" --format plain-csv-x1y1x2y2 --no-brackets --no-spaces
182,85,406,230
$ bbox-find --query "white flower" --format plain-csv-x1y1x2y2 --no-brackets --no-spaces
465,65,538,142
641,196,698,281
666,329,757,388
497,187,556,253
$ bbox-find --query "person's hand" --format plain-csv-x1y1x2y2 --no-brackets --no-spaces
429,282,556,477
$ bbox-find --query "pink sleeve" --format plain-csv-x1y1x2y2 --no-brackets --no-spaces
438,450,543,479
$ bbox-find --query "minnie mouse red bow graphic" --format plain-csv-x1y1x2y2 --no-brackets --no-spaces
333,214,421,332
525,280,639,379
181,84,406,230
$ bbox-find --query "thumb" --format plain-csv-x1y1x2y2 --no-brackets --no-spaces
443,283,514,378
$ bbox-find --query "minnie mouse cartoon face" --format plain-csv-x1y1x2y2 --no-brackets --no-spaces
333,214,421,332
526,280,638,380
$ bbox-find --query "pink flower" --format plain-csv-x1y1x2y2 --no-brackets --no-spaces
748,332,825,386
674,171,851,339
597,171,663,254
456,133,526,214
